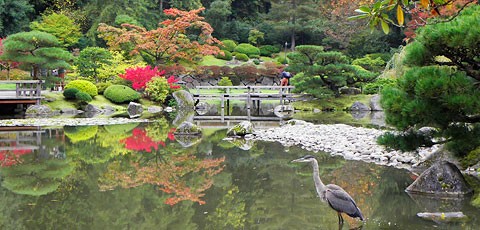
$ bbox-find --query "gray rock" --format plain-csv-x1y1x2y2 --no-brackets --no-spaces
369,94,383,111
103,105,115,113
61,108,80,114
84,104,102,113
147,106,163,113
406,161,473,196
25,105,52,115
417,212,468,223
273,104,294,118
227,121,254,137
339,87,361,95
127,102,143,118
350,110,370,120
349,101,371,111
172,90,195,108
174,121,202,135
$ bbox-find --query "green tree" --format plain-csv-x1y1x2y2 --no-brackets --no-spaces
30,12,82,49
75,47,113,83
0,0,33,37
288,45,376,95
379,5,480,163
248,29,264,47
0,31,73,79
205,0,233,39
268,0,319,50
169,0,203,10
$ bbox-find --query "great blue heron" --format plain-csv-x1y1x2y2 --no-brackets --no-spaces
292,155,365,224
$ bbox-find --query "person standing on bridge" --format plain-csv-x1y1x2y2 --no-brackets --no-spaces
280,70,292,87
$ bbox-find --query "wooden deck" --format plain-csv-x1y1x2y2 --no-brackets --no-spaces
0,80,43,105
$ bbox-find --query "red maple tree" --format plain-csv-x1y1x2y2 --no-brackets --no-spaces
98,7,222,65
119,66,165,90
0,38,20,80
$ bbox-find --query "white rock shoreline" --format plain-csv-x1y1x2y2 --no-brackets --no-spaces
248,120,440,170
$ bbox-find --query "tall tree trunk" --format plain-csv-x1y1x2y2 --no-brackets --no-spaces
159,0,164,11
33,65,39,80
291,0,296,51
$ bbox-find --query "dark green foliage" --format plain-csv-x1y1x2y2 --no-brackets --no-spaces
234,43,260,57
352,54,386,73
259,45,280,57
377,131,435,152
362,78,396,95
0,0,33,37
235,53,249,62
104,85,140,104
65,80,98,97
63,88,80,100
216,50,233,61
253,59,260,65
75,47,113,83
75,91,93,103
288,45,376,95
249,54,260,59
220,40,237,52
0,31,73,79
96,82,113,95
408,5,480,80
289,72,335,98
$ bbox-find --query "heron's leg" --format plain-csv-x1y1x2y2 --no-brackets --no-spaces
337,212,344,224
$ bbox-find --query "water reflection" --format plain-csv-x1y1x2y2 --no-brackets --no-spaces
0,122,479,229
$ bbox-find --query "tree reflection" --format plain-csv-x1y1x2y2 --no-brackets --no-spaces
99,126,225,206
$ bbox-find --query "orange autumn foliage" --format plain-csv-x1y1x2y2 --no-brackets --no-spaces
98,7,222,65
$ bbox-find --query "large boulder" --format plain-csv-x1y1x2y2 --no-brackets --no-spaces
127,102,143,118
172,90,195,109
406,161,473,196
339,86,361,95
25,105,53,117
227,121,254,137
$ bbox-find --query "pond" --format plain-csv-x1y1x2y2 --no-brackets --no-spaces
1,119,479,229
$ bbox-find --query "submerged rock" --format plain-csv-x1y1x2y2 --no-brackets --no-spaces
406,161,473,196
349,101,370,111
174,121,202,135
227,121,254,137
127,102,143,118
417,212,468,223
25,105,53,117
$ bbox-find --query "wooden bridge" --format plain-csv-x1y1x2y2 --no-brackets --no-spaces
193,85,297,110
0,80,43,106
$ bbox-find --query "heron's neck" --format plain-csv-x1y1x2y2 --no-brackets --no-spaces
311,159,327,200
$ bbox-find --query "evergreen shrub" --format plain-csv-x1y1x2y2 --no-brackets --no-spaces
63,88,80,100
235,53,249,62
260,45,280,57
234,43,260,57
221,40,237,52
104,85,141,104
216,50,233,61
75,91,93,103
65,80,98,97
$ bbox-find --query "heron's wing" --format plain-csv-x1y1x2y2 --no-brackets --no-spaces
325,185,361,218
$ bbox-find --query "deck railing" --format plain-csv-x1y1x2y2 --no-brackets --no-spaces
0,80,43,105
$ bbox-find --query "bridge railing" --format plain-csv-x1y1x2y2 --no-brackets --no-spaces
0,80,43,105
194,85,295,95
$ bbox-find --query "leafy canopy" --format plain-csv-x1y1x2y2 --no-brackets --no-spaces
30,12,82,49
97,7,222,66
0,31,72,79
379,5,480,159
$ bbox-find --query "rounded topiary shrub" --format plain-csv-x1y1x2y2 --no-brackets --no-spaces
216,50,233,61
75,91,93,103
235,53,249,62
260,45,280,57
63,88,80,100
234,43,260,57
65,80,98,97
104,85,141,104
221,39,237,52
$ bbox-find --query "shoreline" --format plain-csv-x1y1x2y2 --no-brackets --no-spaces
248,120,440,170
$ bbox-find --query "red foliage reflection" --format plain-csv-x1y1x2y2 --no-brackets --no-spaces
120,128,166,152
0,142,32,167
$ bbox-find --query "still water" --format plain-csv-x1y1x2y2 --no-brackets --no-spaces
0,119,479,229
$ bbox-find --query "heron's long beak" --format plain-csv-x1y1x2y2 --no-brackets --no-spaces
291,158,303,163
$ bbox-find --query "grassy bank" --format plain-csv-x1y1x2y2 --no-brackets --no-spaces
293,94,373,111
